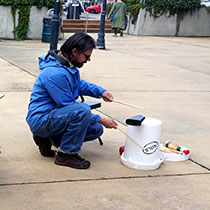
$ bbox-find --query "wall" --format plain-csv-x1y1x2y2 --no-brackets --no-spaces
0,6,48,39
125,8,210,36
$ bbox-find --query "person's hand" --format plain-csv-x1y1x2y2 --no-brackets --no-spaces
99,117,118,129
102,91,113,102
108,16,110,19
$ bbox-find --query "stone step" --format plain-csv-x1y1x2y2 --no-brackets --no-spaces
63,23,112,28
62,19,113,33
63,19,111,24
62,27,113,33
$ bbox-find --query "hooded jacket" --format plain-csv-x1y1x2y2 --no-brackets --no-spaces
26,50,106,133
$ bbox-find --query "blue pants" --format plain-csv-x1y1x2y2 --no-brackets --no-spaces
33,103,103,154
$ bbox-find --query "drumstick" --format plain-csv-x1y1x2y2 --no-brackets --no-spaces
163,141,189,155
113,99,144,110
160,146,183,154
117,127,144,150
117,127,183,155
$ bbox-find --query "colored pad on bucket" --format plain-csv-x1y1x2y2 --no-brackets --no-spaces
125,115,145,126
83,101,101,110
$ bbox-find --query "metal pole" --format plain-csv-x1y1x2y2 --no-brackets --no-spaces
73,3,76,19
96,0,106,49
50,0,60,50
85,12,89,33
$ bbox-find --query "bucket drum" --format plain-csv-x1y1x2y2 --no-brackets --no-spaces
121,116,165,170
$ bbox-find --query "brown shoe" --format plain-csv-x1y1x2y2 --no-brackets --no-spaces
33,135,55,157
55,152,90,169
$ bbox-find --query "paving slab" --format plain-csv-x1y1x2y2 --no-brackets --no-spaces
0,92,208,184
0,58,35,92
0,34,210,209
1,174,210,210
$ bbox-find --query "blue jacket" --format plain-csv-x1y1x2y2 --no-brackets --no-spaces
26,52,106,133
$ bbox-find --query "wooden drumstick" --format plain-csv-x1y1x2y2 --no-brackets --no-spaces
160,146,183,154
163,141,190,155
117,127,183,155
117,127,144,150
113,99,144,110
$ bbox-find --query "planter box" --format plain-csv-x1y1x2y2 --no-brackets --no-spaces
125,8,210,36
0,6,48,39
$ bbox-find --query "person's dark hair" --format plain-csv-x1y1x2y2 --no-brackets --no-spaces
60,32,96,59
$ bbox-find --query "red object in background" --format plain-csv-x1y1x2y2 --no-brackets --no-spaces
85,1,114,14
86,4,102,14
119,146,125,155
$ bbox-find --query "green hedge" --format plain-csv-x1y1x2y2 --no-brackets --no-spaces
145,0,201,17
108,0,201,23
0,0,54,8
126,0,146,22
106,3,112,15
0,0,55,40
125,0,202,23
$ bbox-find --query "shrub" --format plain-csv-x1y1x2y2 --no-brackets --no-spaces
0,0,55,40
125,0,201,23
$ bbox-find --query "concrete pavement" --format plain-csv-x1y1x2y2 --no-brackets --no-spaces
0,34,210,209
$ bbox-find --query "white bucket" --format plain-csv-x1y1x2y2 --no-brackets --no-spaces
121,117,165,170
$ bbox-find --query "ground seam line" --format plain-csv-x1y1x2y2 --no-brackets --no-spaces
0,56,37,77
189,158,210,171
1,172,210,187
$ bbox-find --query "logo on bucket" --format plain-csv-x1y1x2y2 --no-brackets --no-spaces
143,141,159,155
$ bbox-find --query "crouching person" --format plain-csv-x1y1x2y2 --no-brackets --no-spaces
26,32,118,169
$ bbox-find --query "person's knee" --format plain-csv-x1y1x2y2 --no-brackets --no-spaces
70,103,91,122
84,123,104,142
79,103,91,117
81,102,91,112
91,123,104,137
97,123,104,137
